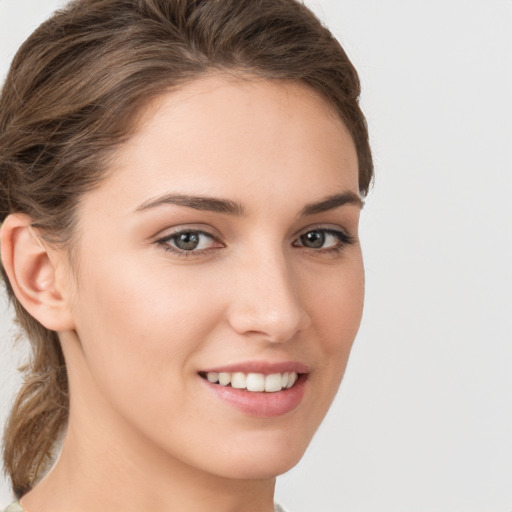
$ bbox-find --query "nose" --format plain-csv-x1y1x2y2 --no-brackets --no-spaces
226,250,311,343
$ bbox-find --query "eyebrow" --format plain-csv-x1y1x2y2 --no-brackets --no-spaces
135,194,245,215
299,191,363,216
135,190,363,216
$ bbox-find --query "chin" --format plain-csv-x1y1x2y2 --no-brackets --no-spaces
219,454,304,480
206,429,313,480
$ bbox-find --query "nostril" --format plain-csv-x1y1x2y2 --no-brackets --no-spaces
227,304,310,343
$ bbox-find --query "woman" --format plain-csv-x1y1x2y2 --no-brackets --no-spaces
0,0,373,511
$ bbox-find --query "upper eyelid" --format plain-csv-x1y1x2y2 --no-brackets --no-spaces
155,228,221,252
155,225,219,240
156,229,222,256
293,223,350,238
295,228,349,240
155,225,350,239
292,226,354,249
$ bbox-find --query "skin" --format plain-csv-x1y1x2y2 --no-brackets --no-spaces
4,75,364,512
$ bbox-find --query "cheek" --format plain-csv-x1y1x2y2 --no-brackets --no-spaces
310,253,364,341
67,254,233,457
70,251,224,396
305,254,364,387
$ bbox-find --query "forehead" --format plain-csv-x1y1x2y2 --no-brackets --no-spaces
84,74,359,215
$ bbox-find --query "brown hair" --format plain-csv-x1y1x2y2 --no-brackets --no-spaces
0,0,373,497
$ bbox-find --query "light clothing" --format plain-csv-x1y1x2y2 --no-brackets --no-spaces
2,503,23,512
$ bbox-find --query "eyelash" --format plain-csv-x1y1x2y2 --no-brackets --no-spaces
292,227,355,254
156,229,222,257
156,227,354,258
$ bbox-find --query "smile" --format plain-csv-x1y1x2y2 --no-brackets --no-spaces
198,366,308,417
199,371,299,393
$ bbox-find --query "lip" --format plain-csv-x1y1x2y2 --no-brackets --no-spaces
198,361,309,418
200,360,310,375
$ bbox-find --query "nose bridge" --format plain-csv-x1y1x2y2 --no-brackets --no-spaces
227,245,310,342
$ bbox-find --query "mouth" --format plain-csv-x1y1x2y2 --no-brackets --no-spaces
197,361,309,416
198,370,301,393
197,365,309,417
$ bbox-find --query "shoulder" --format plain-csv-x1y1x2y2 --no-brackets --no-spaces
1,502,24,512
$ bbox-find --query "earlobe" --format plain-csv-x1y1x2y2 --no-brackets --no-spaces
0,213,75,331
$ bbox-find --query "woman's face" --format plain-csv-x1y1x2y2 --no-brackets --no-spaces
62,75,364,480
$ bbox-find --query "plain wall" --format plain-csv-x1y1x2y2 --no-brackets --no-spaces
1,1,511,511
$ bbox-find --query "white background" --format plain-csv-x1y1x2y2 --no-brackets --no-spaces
1,1,511,511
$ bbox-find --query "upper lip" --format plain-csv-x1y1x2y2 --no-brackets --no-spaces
199,360,310,375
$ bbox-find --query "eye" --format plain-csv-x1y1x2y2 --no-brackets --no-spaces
157,229,221,254
293,228,354,252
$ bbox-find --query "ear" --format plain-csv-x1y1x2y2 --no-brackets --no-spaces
0,213,75,331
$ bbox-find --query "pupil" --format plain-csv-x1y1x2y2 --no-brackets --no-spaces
301,230,324,248
175,232,200,250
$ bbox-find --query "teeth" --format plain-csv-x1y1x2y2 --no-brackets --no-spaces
203,371,299,392
288,371,297,388
218,372,231,386
246,373,265,392
265,373,283,392
231,372,246,389
207,372,219,383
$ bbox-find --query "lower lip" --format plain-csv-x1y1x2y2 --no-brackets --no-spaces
201,374,308,418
